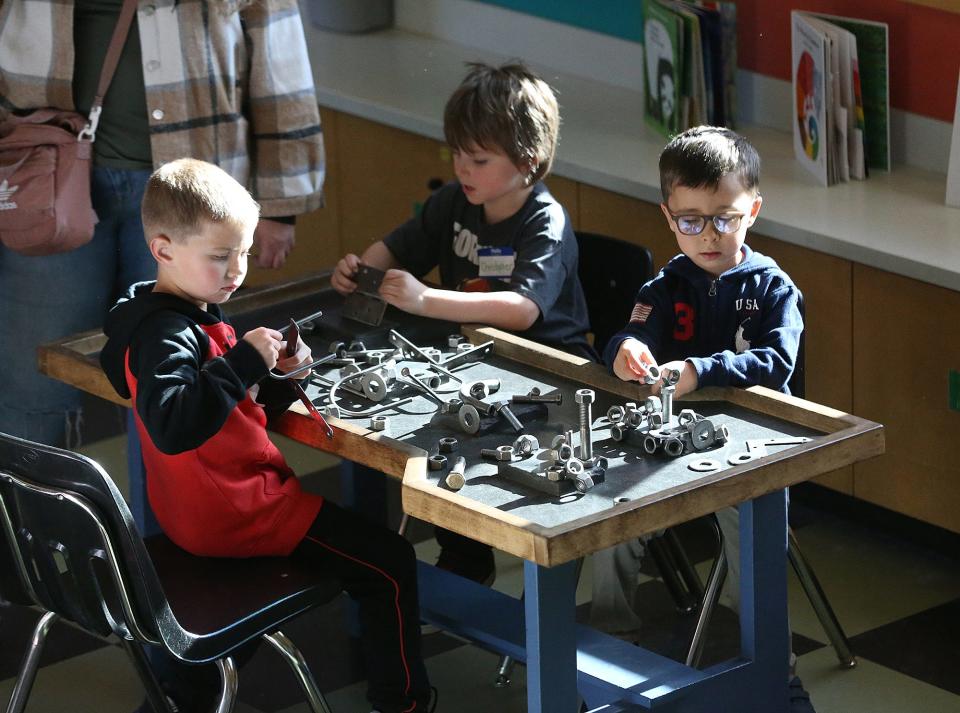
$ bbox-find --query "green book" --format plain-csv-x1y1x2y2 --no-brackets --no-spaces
644,0,684,136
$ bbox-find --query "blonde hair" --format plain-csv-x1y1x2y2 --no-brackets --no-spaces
444,62,560,183
142,158,260,242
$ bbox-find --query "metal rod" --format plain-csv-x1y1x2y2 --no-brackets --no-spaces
263,632,334,713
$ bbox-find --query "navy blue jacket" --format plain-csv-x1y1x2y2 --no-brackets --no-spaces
603,245,803,393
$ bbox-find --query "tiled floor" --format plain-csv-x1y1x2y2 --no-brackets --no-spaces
2,430,959,713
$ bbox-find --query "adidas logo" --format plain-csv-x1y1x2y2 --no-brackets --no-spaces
0,179,18,210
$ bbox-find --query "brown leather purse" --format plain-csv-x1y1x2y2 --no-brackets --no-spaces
0,0,137,256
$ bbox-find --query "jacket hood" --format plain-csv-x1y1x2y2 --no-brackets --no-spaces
100,282,223,399
662,244,779,282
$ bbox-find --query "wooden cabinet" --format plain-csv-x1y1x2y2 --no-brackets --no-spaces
544,175,580,230
246,107,342,287
852,265,960,533
578,184,678,271
749,234,854,493
337,113,455,258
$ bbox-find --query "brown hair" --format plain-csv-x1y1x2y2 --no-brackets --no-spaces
142,158,260,242
444,62,560,183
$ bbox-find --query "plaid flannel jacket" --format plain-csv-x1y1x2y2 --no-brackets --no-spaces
0,0,325,216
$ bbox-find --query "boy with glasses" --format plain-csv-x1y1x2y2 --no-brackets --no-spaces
592,126,811,710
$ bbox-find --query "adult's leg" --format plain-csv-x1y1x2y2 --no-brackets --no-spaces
588,539,645,638
296,502,431,713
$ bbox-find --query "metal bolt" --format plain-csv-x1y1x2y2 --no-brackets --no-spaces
493,402,524,432
661,384,675,425
440,398,463,415
511,389,563,405
400,367,444,405
445,456,466,491
574,389,595,462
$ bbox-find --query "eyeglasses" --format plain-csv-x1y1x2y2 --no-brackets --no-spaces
667,210,746,236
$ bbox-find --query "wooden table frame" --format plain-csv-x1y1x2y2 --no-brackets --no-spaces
39,274,884,713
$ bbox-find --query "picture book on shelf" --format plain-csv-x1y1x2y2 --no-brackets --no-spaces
792,11,829,185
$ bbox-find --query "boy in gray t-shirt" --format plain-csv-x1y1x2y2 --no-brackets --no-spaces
332,62,594,583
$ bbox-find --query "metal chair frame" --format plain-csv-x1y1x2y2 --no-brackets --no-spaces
0,434,336,713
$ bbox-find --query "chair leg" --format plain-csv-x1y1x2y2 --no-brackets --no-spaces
118,639,177,713
664,528,705,602
787,528,856,668
213,657,239,713
263,631,334,713
648,533,699,613
5,610,57,713
686,516,727,668
492,558,585,688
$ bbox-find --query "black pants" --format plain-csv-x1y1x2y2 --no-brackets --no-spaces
296,501,431,712
146,502,430,713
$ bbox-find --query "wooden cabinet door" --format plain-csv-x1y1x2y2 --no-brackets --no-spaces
853,265,960,533
337,114,454,258
544,175,579,230
749,234,854,493
246,107,342,287
578,185,677,272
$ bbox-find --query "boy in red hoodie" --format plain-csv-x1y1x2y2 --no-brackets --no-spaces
100,158,432,713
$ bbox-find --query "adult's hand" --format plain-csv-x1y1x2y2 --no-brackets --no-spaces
254,219,296,269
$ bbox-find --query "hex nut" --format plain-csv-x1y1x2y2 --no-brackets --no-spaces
370,415,388,431
607,405,626,424
715,424,730,445
456,342,474,353
438,437,459,453
495,445,515,462
643,364,662,384
557,443,573,463
428,454,448,471
512,435,540,455
626,411,645,429
644,396,662,413
624,402,638,414
663,437,685,457
545,465,565,482
642,434,659,454
565,458,585,476
320,404,341,418
678,409,699,427
574,474,596,493
574,388,595,405
447,334,466,348
648,412,665,429
610,424,627,442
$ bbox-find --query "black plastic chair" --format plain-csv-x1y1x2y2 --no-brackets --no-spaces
0,431,342,713
574,231,655,355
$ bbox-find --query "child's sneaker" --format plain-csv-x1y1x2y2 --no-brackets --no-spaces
788,676,817,713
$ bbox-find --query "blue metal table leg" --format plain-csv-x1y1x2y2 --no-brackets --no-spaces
525,559,579,713
737,488,790,712
339,461,389,523
126,410,160,536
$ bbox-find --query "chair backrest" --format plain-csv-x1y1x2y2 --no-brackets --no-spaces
0,432,170,643
575,231,654,355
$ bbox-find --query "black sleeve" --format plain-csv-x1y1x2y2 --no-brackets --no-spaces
601,274,674,368
382,184,454,277
254,375,301,418
129,314,269,454
507,206,568,319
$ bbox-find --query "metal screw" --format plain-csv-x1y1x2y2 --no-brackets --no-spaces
445,456,466,490
574,389,595,462
493,402,524,432
399,367,445,405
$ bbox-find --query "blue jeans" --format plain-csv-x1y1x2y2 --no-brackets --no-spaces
0,166,155,446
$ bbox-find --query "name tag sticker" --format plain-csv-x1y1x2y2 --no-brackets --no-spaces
477,247,515,278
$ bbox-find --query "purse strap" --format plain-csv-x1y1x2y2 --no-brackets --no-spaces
78,0,140,142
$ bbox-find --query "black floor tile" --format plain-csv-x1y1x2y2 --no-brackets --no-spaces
0,602,108,680
236,595,464,712
848,597,960,696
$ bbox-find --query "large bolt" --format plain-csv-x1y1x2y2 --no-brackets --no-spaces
574,389,595,462
661,384,675,425
445,457,466,491
493,402,524,432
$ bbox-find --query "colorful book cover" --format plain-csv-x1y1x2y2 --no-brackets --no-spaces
792,11,829,186
696,0,737,127
812,13,890,172
947,70,960,208
644,0,683,137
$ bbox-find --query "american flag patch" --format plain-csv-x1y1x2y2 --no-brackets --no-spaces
630,303,653,323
